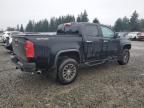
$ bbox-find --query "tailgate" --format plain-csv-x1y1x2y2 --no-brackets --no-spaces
12,36,27,61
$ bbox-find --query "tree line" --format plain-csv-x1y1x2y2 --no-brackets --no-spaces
7,10,144,32
14,10,98,32
114,11,144,32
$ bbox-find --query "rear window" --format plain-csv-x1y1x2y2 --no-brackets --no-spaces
57,24,79,35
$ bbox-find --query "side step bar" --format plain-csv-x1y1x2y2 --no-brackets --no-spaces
85,61,105,66
85,57,117,67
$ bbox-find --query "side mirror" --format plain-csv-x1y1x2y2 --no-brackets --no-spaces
114,33,119,38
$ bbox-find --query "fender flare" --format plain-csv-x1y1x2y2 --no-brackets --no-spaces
53,49,80,68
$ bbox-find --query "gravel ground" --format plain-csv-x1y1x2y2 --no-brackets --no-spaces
0,41,144,108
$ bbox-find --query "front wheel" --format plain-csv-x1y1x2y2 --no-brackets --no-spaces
57,58,78,84
118,49,130,65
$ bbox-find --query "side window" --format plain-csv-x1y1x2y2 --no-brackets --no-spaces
101,26,114,38
85,25,99,37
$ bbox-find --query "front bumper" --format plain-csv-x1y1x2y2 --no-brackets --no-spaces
11,55,36,72
138,36,144,40
5,43,13,50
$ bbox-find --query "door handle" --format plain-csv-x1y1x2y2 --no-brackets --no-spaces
86,41,93,43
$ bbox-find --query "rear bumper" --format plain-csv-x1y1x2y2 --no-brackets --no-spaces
11,55,36,72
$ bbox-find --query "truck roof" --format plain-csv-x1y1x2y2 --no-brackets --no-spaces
62,22,100,26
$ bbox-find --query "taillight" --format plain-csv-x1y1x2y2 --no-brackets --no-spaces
24,40,34,59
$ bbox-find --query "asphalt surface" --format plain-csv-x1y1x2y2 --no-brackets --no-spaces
0,41,144,108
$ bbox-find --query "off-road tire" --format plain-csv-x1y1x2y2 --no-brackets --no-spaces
57,58,78,84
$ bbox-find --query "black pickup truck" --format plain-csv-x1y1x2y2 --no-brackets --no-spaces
11,22,131,84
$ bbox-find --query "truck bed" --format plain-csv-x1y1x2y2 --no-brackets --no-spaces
12,33,82,70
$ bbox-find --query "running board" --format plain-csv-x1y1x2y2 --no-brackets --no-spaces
85,61,105,66
85,57,117,67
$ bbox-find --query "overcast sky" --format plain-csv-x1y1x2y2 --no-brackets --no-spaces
0,0,144,30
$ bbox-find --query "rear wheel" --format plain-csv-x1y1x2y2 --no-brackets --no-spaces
57,58,78,84
118,49,130,65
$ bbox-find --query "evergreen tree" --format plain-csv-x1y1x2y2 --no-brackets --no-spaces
82,10,89,22
122,17,130,31
25,20,35,32
77,15,81,22
33,22,39,32
20,24,24,32
42,19,49,32
114,18,123,32
93,18,100,23
16,24,20,31
7,27,15,31
64,15,75,23
130,11,140,31
77,10,89,22
140,19,144,31
49,17,57,32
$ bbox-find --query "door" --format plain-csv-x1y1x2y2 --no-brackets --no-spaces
83,24,103,62
101,26,120,59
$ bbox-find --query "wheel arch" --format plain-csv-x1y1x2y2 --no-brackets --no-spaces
123,44,131,50
54,49,81,67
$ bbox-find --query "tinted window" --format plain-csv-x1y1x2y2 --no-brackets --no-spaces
101,26,114,38
57,24,79,35
65,25,79,34
85,25,98,37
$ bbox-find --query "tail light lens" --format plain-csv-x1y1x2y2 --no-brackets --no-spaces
24,40,34,59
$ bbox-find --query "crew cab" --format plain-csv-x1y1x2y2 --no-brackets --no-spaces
11,22,131,84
